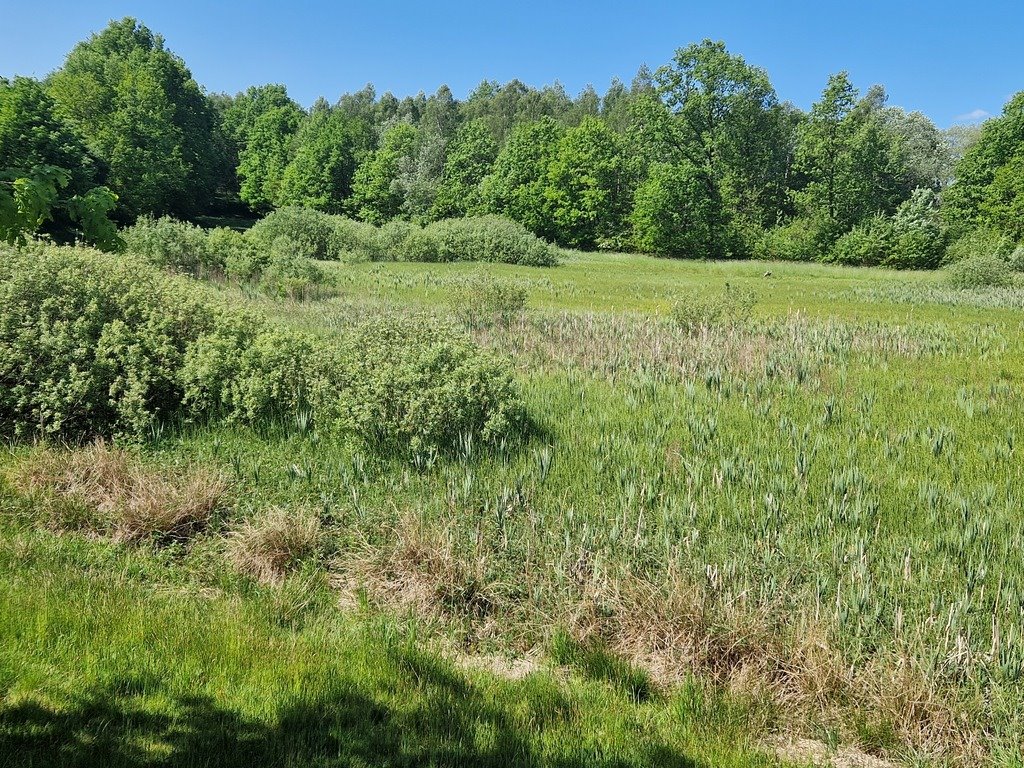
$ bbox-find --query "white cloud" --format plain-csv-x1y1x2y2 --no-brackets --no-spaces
954,108,991,122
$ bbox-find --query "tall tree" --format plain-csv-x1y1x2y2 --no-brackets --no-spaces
545,117,629,248
47,17,221,218
278,99,372,212
482,118,563,239
348,122,418,224
431,119,497,219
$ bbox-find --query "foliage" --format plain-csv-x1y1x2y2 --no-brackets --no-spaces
0,246,212,438
943,92,1024,238
482,118,563,239
944,254,1014,288
348,123,419,225
943,226,1016,264
46,18,224,217
885,187,946,269
247,206,338,260
828,215,892,266
544,117,629,249
420,216,559,266
631,161,725,258
122,215,222,275
753,218,822,262
0,244,525,452
237,103,305,211
258,237,333,300
431,119,497,219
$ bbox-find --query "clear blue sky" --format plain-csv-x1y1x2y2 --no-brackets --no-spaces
1,0,1020,127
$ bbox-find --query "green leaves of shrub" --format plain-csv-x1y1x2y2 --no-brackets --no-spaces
944,255,1014,289
1,244,526,452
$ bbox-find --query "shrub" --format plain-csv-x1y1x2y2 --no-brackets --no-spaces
944,254,1014,289
328,216,380,262
0,246,212,439
247,207,337,261
258,237,333,300
943,227,1015,265
671,284,757,335
631,161,726,259
419,216,559,266
209,226,265,280
1,244,526,452
376,219,417,258
122,216,221,275
828,216,891,266
754,218,820,262
325,319,527,452
399,226,441,262
449,274,528,328
1008,245,1024,272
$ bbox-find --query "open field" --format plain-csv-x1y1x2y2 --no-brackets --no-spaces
3,250,1024,766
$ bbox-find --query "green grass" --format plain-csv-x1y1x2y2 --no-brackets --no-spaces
0,528,782,768
5,250,1024,765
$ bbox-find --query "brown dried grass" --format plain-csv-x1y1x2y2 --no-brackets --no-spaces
228,506,323,584
10,441,227,543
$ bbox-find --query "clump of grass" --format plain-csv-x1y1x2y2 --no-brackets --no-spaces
672,283,756,334
228,506,323,584
449,273,528,329
10,441,227,543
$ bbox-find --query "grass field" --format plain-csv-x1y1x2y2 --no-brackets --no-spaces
3,250,1024,766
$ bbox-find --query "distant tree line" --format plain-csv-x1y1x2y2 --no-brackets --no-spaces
3,17,1022,265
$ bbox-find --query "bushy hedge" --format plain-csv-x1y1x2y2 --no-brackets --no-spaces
944,254,1014,289
0,244,525,451
418,216,560,266
122,216,223,276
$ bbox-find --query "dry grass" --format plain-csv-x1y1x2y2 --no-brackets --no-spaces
9,441,227,543
227,506,323,584
330,523,982,764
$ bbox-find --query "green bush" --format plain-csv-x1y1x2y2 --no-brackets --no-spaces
122,216,221,275
259,237,333,300
376,220,417,258
209,227,264,280
944,227,1015,265
754,218,820,262
449,274,528,328
944,254,1014,289
419,216,559,266
1,244,526,453
1007,245,1024,272
247,207,338,261
399,226,441,262
328,217,380,262
828,216,891,266
0,245,213,438
672,284,757,334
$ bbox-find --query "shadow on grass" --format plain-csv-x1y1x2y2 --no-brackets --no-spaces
0,647,699,768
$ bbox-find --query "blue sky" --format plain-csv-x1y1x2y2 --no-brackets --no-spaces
1,1,1020,127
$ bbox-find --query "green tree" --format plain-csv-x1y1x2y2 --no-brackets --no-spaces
545,116,628,248
47,17,222,218
278,99,372,212
654,40,794,235
0,78,118,247
943,92,1024,238
792,74,906,241
348,122,418,224
483,118,563,239
237,103,304,211
431,120,498,219
631,161,724,257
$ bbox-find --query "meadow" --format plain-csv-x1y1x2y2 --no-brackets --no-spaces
2,246,1024,767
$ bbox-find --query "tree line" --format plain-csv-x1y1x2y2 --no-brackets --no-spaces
2,17,1022,266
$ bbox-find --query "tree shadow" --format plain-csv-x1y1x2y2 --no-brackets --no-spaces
0,648,700,767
